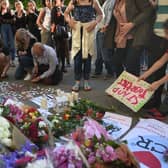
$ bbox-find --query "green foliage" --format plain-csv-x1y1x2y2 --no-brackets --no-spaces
9,0,70,9
9,0,42,9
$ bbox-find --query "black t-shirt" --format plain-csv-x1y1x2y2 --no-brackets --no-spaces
14,11,27,30
0,9,14,24
147,34,168,63
26,10,39,31
51,6,66,26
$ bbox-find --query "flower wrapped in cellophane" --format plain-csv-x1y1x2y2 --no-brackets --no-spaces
72,119,140,168
0,98,49,146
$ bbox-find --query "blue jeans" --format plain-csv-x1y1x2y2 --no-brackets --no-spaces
1,24,15,61
95,31,114,75
140,49,148,67
15,56,34,80
74,50,91,80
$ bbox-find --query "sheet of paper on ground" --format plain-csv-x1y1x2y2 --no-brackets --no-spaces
102,112,132,139
106,71,154,112
123,119,168,168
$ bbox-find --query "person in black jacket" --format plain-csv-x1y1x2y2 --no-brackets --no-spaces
26,0,41,41
104,0,155,77
15,28,37,80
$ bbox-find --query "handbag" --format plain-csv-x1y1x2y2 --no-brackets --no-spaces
55,25,68,38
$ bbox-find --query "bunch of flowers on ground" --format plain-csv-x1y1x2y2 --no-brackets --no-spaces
0,102,49,146
49,99,105,137
72,119,140,168
0,116,12,148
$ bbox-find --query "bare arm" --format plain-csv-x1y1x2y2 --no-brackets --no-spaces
93,0,103,24
64,1,74,23
139,52,168,80
36,8,45,30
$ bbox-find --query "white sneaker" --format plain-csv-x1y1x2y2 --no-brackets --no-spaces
24,73,32,81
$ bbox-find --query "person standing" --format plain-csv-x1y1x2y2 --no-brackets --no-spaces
14,0,27,32
36,0,52,44
104,0,155,77
0,0,16,67
51,0,69,73
64,0,103,91
93,0,116,79
26,0,41,41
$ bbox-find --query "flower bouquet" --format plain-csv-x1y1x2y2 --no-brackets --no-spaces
72,119,140,168
0,141,50,168
48,99,105,137
0,116,12,148
49,142,85,168
0,115,31,153
0,102,49,146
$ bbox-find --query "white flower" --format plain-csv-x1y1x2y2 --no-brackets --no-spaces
38,121,46,128
26,159,49,168
0,116,12,147
0,116,10,128
1,138,12,147
38,130,46,137
0,107,4,115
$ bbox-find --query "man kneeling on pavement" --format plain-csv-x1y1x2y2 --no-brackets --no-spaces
31,42,63,85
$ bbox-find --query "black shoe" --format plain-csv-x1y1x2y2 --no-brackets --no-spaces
62,68,68,73
91,73,101,78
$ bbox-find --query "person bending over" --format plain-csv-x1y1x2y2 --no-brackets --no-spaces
31,42,63,85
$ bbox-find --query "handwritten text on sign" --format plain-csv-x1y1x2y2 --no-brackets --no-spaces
106,71,154,112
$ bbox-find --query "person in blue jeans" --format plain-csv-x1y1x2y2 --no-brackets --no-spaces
15,28,37,80
0,0,16,66
64,0,103,91
94,0,116,79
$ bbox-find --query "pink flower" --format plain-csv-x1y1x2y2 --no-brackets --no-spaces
84,119,109,140
88,155,96,164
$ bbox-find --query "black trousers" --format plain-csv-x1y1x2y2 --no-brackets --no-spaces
113,40,143,77
38,64,63,85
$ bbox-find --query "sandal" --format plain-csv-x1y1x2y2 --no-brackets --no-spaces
84,81,92,91
72,82,80,92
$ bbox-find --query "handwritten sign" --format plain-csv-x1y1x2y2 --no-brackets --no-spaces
106,71,154,112
102,112,132,140
123,119,168,168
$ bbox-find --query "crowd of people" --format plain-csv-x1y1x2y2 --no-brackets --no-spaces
0,0,168,119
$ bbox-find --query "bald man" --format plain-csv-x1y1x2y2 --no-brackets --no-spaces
31,42,62,85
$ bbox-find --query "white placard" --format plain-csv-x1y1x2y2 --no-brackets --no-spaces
123,119,168,168
102,112,132,139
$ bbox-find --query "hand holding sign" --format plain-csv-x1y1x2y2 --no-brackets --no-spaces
106,71,154,112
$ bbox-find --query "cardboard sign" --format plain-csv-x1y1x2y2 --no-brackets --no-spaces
106,71,154,112
123,119,168,168
102,112,132,140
